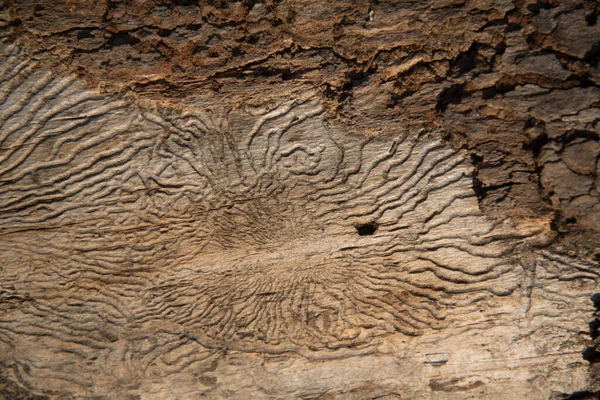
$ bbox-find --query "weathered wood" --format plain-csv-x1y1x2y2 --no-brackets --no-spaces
0,1,599,399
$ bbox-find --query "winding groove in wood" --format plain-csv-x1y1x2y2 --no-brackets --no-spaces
0,43,597,398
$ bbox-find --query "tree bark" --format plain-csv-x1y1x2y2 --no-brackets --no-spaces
0,0,599,399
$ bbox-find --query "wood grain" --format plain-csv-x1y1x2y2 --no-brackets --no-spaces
0,2,599,399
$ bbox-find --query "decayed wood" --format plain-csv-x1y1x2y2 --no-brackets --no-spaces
0,1,599,399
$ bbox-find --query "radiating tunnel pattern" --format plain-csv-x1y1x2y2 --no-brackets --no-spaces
0,43,595,396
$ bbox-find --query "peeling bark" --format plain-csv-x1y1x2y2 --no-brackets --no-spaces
0,0,599,399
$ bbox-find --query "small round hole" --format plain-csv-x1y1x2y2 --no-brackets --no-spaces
355,223,378,236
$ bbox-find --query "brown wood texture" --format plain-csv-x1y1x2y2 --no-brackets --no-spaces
0,1,599,399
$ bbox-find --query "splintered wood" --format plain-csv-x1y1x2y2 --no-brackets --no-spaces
0,44,597,399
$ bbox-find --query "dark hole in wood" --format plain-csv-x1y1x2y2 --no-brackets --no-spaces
564,390,600,400
356,223,378,236
582,346,600,363
591,293,600,310
589,318,600,339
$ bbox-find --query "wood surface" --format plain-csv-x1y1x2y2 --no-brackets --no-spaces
0,1,599,399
